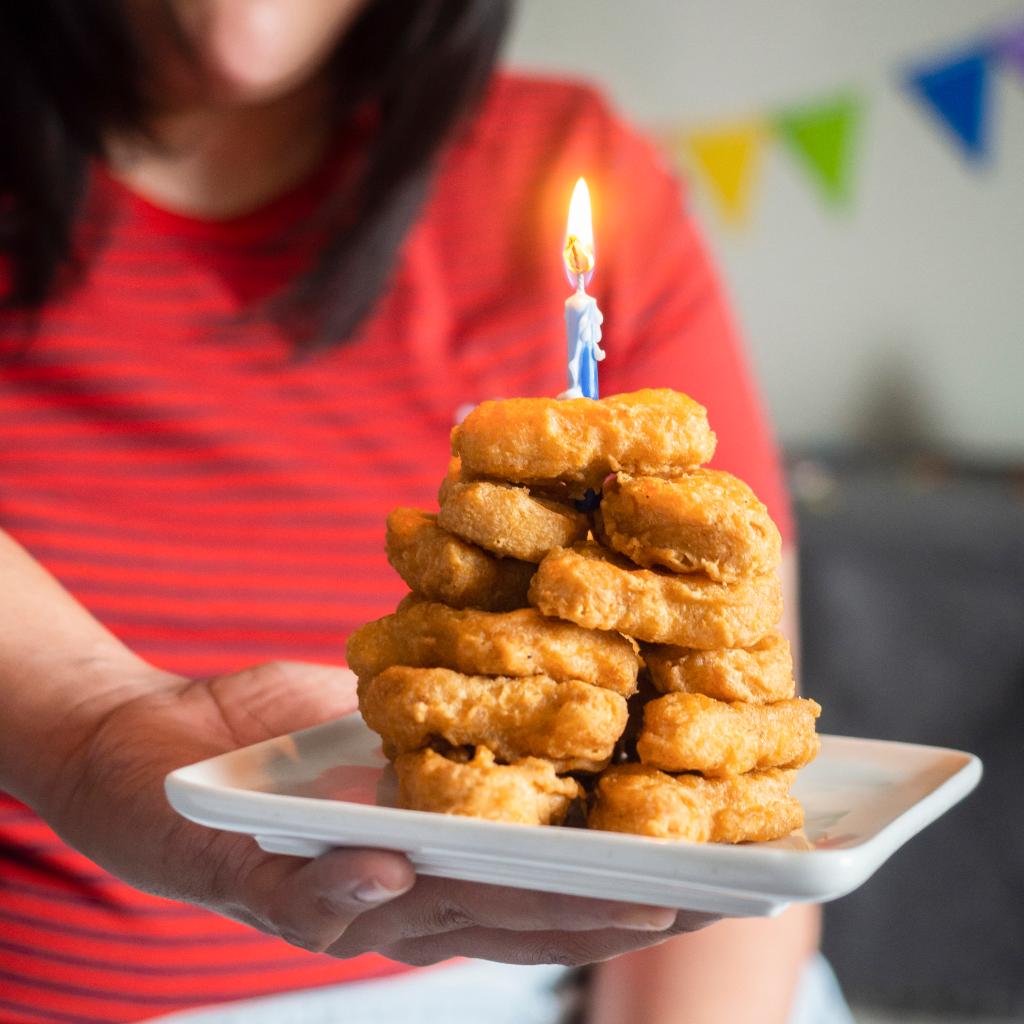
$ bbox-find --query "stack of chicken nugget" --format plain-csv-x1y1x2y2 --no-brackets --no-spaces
348,389,820,842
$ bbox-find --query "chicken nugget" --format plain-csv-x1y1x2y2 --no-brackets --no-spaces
588,764,802,843
643,632,794,704
637,692,820,777
452,389,716,492
529,541,781,648
438,480,588,563
596,471,781,580
386,507,533,612
439,456,575,506
346,600,639,696
360,666,628,772
394,747,582,825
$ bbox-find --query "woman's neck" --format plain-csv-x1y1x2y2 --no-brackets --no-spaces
106,77,333,219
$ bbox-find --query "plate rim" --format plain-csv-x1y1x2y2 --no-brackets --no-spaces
164,720,982,906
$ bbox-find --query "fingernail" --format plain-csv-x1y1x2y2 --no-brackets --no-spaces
351,879,407,905
616,908,676,931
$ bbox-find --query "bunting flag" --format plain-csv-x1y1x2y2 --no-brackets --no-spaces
997,20,1024,81
662,14,1022,228
902,47,993,161
774,94,863,206
684,120,767,225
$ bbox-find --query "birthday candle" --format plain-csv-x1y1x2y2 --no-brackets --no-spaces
561,178,604,400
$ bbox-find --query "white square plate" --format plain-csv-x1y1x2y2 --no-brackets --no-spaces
165,713,980,917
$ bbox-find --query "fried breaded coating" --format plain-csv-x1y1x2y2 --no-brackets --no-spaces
438,480,588,563
394,747,582,825
643,631,794,704
596,471,781,581
360,666,628,772
452,389,716,492
529,541,782,648
437,456,466,506
637,692,820,777
386,507,534,612
346,600,639,696
588,764,802,843
439,455,575,505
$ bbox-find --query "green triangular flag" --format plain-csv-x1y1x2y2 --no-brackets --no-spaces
774,93,863,206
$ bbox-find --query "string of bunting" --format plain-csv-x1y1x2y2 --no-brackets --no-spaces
664,16,1024,226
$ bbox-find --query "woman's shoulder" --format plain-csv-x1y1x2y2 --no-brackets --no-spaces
484,70,613,116
442,68,669,208
468,69,623,145
439,69,683,248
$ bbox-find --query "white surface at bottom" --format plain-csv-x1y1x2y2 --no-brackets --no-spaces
147,961,569,1024
146,954,855,1024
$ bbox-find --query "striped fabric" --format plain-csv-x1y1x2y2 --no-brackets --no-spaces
0,74,791,1023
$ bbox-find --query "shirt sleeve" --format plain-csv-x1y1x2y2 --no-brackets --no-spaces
590,103,794,542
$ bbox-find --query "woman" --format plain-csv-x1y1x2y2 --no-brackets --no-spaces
0,2,827,1021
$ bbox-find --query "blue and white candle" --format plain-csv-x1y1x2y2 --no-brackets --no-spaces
561,178,605,400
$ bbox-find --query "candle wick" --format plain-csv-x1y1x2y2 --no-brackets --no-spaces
576,273,586,294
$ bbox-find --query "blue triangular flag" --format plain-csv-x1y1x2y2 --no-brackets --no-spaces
904,48,993,162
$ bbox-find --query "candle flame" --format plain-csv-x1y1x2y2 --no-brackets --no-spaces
563,177,595,284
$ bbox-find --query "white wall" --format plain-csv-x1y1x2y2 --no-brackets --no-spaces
506,0,1024,459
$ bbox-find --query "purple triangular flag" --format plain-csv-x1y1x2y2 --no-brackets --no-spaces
997,20,1024,79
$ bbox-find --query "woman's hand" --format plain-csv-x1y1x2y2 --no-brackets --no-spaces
32,659,714,966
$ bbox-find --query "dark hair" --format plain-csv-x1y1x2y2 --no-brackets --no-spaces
0,0,511,348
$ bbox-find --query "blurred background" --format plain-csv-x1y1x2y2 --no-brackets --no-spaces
508,2,1024,1022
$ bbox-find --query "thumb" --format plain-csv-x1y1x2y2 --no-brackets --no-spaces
235,845,416,953
209,660,360,740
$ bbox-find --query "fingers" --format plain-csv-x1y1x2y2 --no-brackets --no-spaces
231,842,714,966
331,876,682,956
372,916,715,968
238,847,415,953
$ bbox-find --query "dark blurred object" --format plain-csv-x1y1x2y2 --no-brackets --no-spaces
792,452,1024,1018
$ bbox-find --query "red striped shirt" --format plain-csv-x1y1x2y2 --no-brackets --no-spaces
0,73,791,1023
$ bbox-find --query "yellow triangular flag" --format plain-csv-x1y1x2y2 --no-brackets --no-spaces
685,120,767,225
